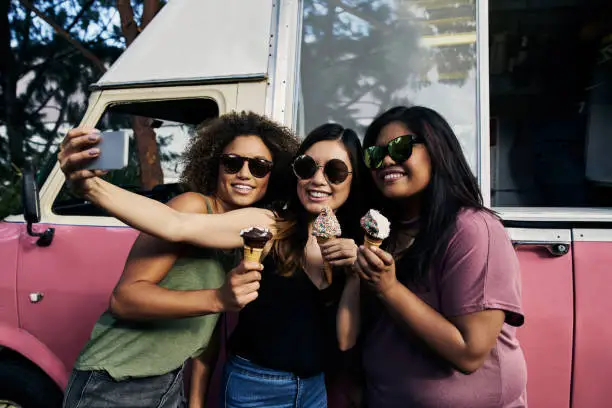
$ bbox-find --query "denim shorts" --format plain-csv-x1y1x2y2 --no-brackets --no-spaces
220,354,327,408
62,365,186,408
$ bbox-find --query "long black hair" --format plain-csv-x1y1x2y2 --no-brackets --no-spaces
272,123,368,275
363,105,491,287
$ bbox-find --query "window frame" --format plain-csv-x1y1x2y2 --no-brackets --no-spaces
479,0,612,223
32,84,238,227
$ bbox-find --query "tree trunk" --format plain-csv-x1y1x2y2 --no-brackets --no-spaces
132,116,163,188
116,0,162,189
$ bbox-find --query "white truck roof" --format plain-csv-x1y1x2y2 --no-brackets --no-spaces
93,0,275,89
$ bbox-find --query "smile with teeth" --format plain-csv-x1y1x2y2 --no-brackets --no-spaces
308,190,331,200
382,172,406,182
232,184,255,193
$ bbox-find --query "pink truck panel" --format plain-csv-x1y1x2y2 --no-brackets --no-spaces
17,223,138,372
571,240,612,407
515,246,573,408
0,222,20,328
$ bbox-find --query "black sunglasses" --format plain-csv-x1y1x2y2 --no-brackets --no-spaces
292,155,352,185
220,154,273,178
364,134,424,169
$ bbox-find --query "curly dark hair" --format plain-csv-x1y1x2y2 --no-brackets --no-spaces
180,111,300,207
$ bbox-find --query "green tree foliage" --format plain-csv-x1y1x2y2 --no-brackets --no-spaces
0,0,164,219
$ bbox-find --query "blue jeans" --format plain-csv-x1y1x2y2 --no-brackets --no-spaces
62,366,186,408
220,354,327,408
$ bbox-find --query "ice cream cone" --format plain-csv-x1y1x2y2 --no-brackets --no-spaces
243,245,264,263
364,234,383,250
316,236,333,284
240,226,272,264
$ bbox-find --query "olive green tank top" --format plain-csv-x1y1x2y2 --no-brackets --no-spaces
74,198,237,380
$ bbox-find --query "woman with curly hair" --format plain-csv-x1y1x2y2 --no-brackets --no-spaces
60,111,299,408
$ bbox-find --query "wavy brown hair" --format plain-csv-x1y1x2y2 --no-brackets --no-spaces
180,111,300,207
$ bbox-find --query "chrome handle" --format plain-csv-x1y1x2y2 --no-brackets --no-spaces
512,241,570,257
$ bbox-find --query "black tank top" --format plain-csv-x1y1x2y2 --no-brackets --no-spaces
228,255,344,377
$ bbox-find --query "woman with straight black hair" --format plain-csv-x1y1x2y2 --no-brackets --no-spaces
341,106,527,408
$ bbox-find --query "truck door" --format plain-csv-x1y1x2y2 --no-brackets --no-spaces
506,225,574,408
571,228,612,407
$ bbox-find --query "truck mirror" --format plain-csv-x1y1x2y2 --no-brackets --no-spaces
21,160,54,247
21,160,40,224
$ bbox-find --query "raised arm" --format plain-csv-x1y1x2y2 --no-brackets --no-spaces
57,127,276,249
84,177,275,248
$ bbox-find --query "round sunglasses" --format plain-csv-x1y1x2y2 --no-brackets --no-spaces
220,154,273,178
292,155,352,184
364,134,424,169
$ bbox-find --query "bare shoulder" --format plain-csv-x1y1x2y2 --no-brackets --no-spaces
166,192,210,213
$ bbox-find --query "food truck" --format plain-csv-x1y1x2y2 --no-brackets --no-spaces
1,0,611,406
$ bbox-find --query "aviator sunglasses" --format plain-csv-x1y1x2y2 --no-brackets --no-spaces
220,154,273,178
292,155,352,184
364,134,424,169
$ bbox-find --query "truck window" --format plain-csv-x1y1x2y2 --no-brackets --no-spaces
52,98,219,216
296,0,479,169
489,0,612,208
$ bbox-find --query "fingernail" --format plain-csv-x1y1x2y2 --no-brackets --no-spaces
88,148,99,155
88,134,99,141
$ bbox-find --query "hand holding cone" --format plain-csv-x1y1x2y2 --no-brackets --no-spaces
312,207,341,284
240,226,273,263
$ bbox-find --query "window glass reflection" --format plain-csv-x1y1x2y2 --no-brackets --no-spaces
298,0,478,170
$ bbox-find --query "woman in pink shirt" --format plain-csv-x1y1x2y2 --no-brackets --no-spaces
339,106,527,407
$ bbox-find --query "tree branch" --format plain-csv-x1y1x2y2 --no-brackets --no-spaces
19,48,76,79
66,0,96,32
17,0,106,73
116,0,140,46
331,0,383,29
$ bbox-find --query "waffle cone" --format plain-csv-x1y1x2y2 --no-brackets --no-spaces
316,237,333,284
364,234,383,249
243,245,264,263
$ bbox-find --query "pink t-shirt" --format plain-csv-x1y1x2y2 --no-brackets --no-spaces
363,209,527,408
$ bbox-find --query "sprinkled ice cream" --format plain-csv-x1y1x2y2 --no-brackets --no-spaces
360,209,390,248
312,207,341,283
312,206,341,239
240,226,273,262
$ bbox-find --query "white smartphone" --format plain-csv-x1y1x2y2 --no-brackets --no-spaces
85,130,129,170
